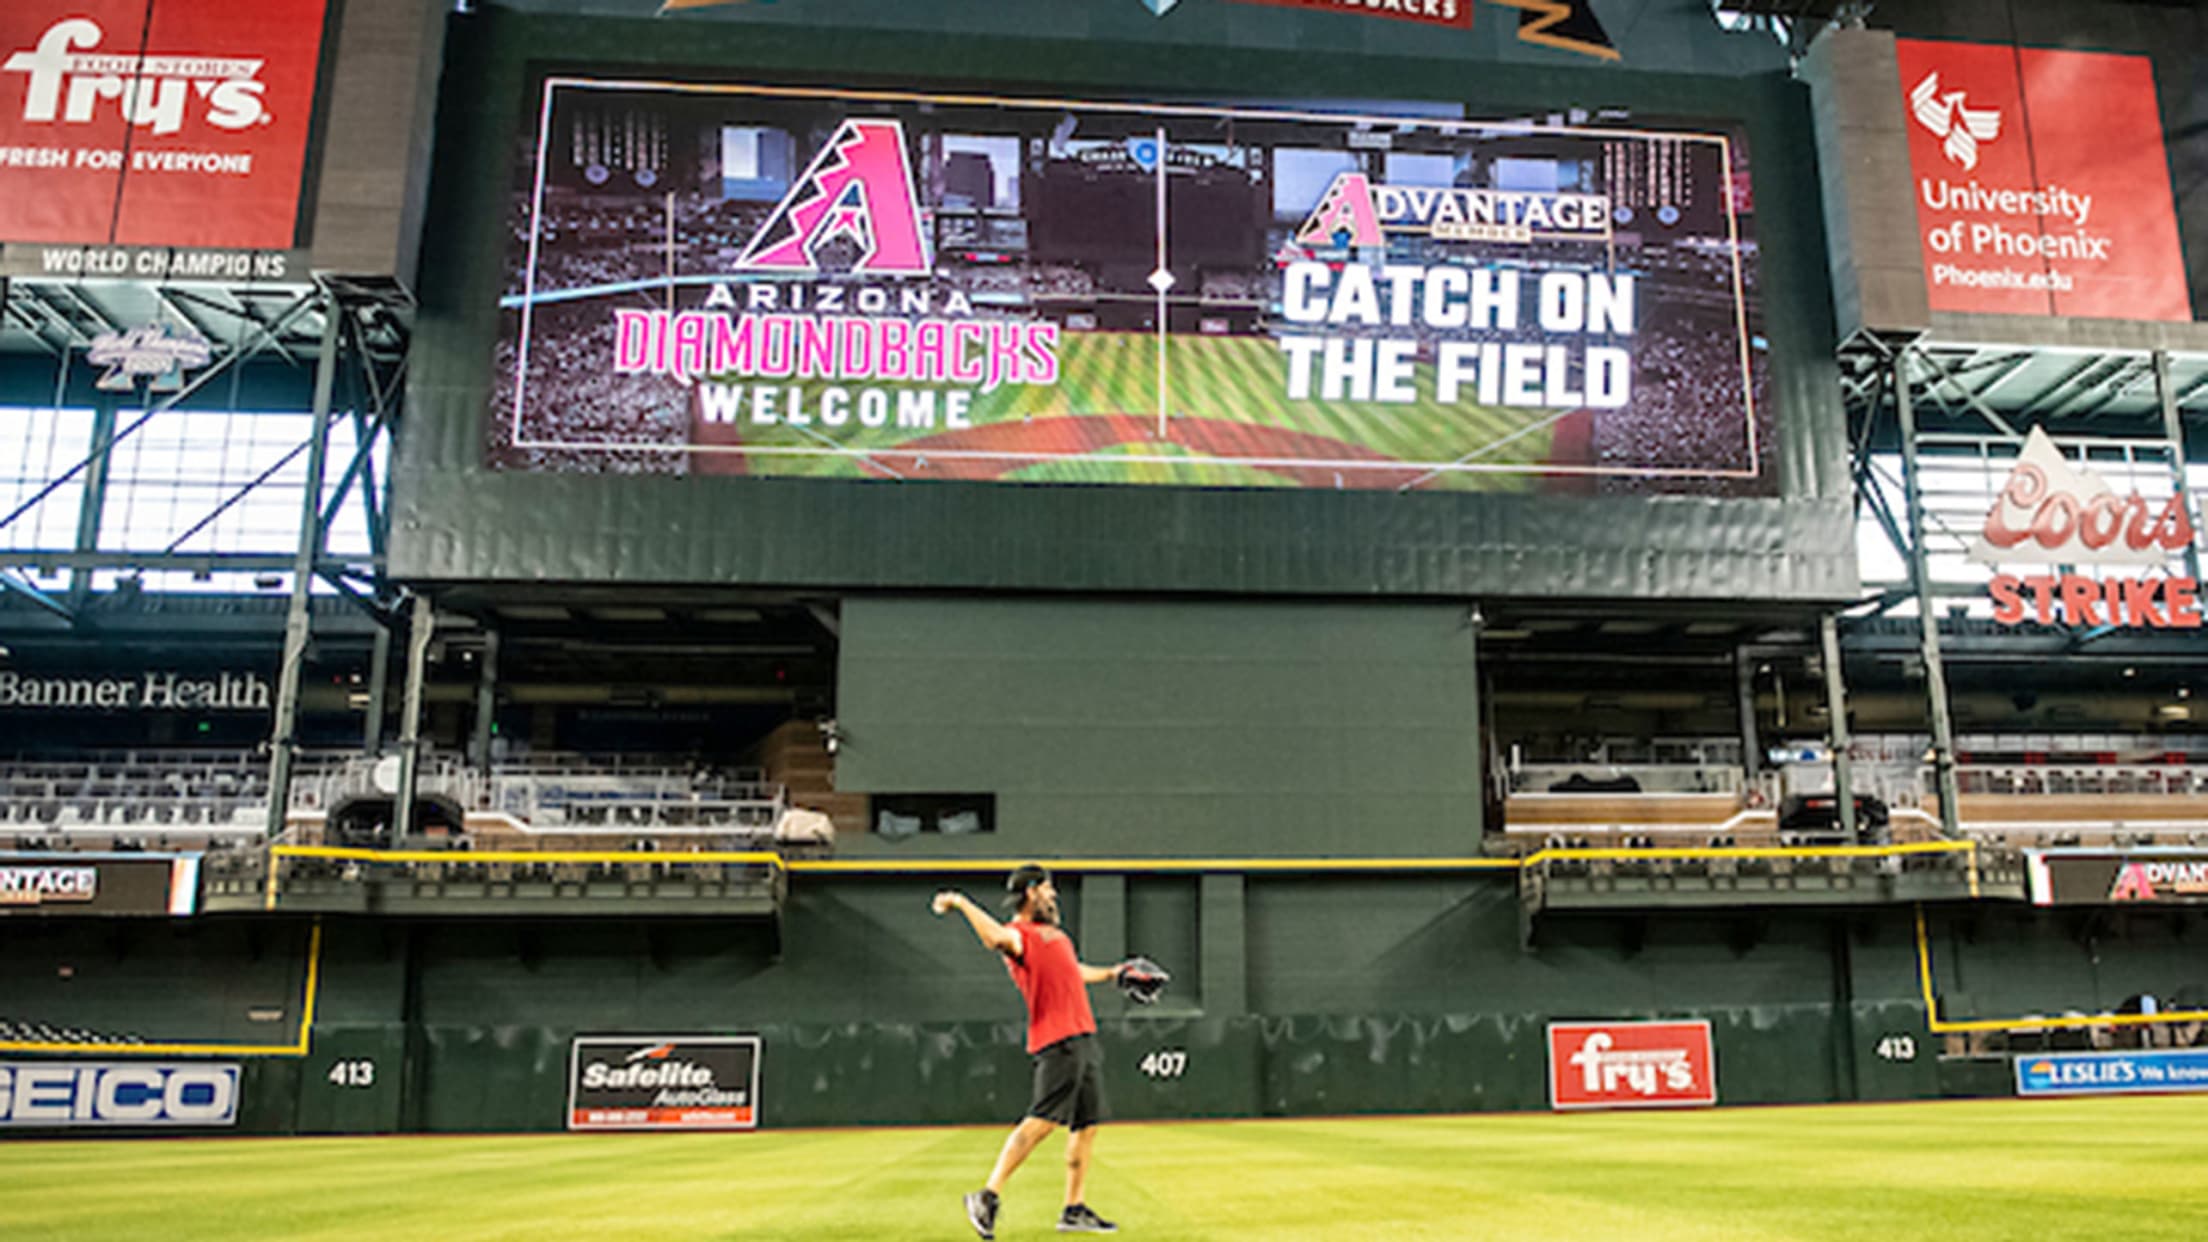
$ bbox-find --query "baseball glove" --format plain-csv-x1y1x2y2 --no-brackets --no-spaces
1116,956,1170,1005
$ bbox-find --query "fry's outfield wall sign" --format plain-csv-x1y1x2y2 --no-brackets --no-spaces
1969,428,2199,629
1895,39,2188,322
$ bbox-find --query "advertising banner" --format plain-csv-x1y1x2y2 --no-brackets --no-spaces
0,0,328,262
1895,39,2188,322
492,80,1771,495
0,1062,239,1127
568,1036,760,1130
0,853,200,916
1965,427,2199,630
1547,1019,1716,1110
2016,1049,2208,1098
2025,849,2208,906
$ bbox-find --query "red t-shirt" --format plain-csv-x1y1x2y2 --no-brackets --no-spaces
1004,919,1096,1053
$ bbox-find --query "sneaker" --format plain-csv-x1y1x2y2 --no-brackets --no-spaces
1058,1203,1119,1233
964,1189,999,1240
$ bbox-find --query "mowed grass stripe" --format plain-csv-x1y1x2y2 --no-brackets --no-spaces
4,1098,2208,1241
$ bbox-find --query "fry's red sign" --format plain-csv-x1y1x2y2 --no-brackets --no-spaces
0,1,328,249
1548,1020,1716,1111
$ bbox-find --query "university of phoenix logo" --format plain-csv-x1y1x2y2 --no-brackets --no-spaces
1292,170,1609,249
735,118,932,277
1909,70,2001,171
4,18,271,137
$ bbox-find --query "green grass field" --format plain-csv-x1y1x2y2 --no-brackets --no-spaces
722,333,1553,489
5,1097,2207,1240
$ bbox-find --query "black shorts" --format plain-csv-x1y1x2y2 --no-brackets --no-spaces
1028,1033,1106,1130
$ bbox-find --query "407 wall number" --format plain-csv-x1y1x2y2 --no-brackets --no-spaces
1139,1050,1188,1080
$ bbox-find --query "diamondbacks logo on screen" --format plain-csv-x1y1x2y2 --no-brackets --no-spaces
736,119,931,276
567,1036,761,1131
1548,1020,1716,1110
0,0,328,249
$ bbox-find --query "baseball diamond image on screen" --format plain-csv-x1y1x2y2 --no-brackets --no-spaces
489,79,1774,495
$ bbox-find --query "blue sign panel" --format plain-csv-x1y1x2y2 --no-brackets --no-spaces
2014,1049,2208,1097
0,1062,240,1127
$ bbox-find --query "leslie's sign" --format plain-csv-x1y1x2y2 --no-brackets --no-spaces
1970,429,2199,629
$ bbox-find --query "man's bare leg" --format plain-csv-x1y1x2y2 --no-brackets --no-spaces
1064,1124,1097,1206
986,1115,1059,1195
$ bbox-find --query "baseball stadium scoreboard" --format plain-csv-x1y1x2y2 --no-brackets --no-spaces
493,80,1773,496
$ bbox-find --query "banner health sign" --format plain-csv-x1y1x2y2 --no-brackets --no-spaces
2026,849,2208,907
0,0,326,274
568,1036,760,1130
1895,38,2188,322
493,81,1772,496
0,1063,240,1127
2016,1050,2208,1098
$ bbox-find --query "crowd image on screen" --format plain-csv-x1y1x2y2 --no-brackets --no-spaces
492,90,1777,493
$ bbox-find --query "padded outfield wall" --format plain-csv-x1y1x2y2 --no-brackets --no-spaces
8,884,2208,1134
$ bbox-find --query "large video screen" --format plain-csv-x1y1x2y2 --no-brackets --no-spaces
490,80,1774,495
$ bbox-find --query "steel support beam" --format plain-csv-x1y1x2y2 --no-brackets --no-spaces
263,289,343,837
392,593,434,841
1819,614,1857,841
1894,349,1962,838
363,622,391,755
1735,648,1761,792
469,629,501,771
2153,350,2202,583
67,395,119,609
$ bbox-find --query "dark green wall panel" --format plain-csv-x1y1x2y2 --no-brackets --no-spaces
836,598,1484,855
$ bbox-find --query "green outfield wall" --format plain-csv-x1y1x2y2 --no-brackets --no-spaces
7,880,2205,1136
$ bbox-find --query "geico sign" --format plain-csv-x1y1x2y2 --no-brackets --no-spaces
0,1063,240,1127
3,18,269,137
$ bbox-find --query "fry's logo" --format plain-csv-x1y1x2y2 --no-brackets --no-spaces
1568,1031,1696,1096
1547,1021,1715,1110
736,118,931,276
1293,170,1610,249
4,18,270,137
1908,70,2001,171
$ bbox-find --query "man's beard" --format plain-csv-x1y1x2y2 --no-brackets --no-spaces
1029,899,1059,925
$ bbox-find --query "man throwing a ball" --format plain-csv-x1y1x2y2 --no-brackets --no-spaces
933,864,1127,1236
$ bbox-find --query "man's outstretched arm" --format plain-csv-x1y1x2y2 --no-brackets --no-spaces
932,890,1021,955
1078,962,1126,986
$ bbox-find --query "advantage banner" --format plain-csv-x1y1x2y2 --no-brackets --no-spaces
1547,1019,1716,1111
2016,1049,2208,1098
0,1062,239,1127
2025,850,2208,906
492,80,1771,495
1895,39,2188,321
0,853,200,916
0,0,329,251
568,1036,760,1131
